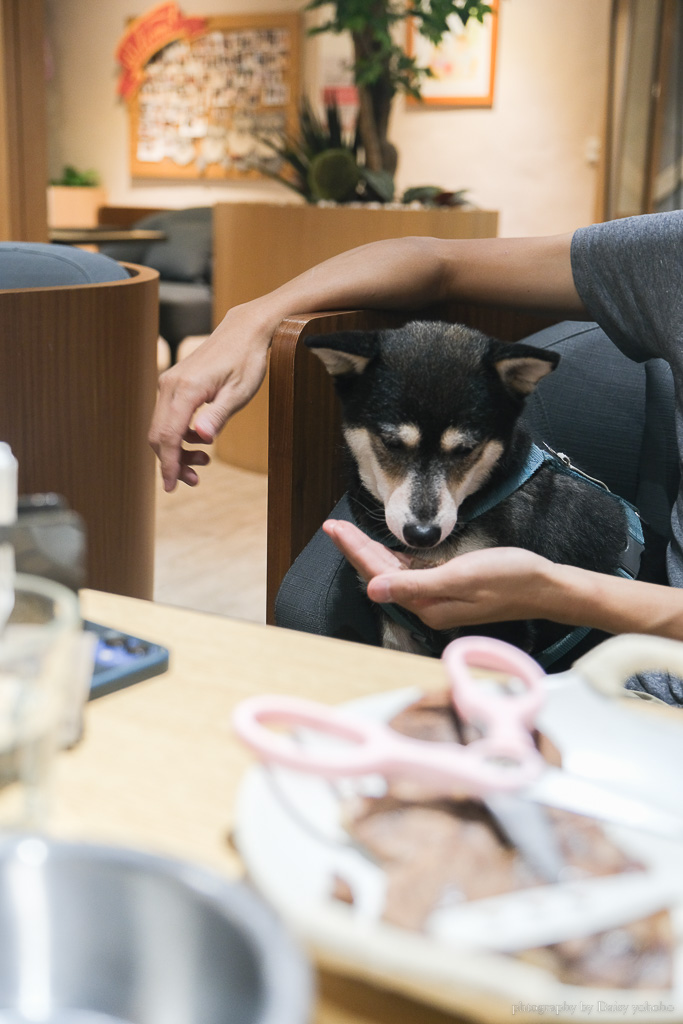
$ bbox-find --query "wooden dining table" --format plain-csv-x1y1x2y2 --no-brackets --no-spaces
49,589,461,1024
48,227,166,244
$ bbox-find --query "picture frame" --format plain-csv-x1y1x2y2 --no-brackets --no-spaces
125,12,301,180
407,0,499,108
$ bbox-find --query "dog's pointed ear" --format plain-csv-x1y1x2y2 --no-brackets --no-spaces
305,331,380,377
489,343,560,396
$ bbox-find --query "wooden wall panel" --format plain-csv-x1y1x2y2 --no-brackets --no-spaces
0,265,159,598
0,0,48,241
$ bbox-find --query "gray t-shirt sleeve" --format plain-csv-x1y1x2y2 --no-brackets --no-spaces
571,211,683,370
572,213,683,702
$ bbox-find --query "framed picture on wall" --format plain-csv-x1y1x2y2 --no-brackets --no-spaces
120,10,301,180
407,0,499,108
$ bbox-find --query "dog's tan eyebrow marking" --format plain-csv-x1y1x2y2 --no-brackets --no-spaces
441,427,477,452
381,423,421,448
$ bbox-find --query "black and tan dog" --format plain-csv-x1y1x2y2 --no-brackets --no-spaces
307,321,642,662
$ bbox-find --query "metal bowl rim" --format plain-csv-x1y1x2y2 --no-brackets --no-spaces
0,834,314,1024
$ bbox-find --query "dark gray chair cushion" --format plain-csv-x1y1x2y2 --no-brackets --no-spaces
275,493,382,648
101,207,212,283
0,242,129,287
145,220,212,283
100,207,213,360
519,321,648,505
158,281,213,349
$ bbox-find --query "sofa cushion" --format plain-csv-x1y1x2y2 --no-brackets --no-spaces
158,280,213,352
98,239,148,264
99,207,213,283
520,320,647,505
145,220,212,283
133,208,212,283
0,242,130,287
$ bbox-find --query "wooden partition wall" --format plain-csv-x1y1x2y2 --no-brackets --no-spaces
0,264,159,599
0,0,48,241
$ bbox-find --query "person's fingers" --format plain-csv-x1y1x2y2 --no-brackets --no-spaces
181,448,210,468
149,371,212,491
183,425,213,445
323,520,406,580
193,352,269,440
367,569,439,605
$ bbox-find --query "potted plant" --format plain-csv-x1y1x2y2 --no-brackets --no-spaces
304,0,494,174
254,98,469,206
47,165,107,228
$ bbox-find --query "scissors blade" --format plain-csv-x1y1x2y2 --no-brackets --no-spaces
521,768,683,841
484,792,566,883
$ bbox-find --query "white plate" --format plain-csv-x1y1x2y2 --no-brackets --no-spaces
233,687,683,1023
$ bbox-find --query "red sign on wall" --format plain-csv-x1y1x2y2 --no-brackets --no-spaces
116,2,207,100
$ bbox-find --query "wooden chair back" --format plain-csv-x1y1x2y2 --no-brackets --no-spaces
0,262,159,599
267,303,562,623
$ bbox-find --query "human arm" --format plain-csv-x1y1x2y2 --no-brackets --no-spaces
149,231,586,491
322,519,683,642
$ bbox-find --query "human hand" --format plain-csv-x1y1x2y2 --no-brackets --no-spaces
323,519,560,631
148,304,271,491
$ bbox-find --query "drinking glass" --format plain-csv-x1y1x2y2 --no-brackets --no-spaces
0,573,83,830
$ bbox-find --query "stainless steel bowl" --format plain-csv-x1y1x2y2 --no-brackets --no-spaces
0,836,312,1024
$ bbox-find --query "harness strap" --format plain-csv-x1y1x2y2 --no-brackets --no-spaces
377,443,644,668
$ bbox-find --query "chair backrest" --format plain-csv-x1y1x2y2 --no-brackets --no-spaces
266,303,562,623
0,254,159,599
99,207,213,284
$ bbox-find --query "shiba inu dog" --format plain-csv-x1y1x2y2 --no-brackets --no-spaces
307,320,641,660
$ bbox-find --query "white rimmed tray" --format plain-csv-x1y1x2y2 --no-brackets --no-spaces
233,687,683,1023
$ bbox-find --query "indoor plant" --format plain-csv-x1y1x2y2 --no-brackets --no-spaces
304,0,494,174
254,98,469,205
47,165,106,228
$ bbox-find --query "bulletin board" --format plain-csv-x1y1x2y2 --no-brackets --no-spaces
127,13,301,180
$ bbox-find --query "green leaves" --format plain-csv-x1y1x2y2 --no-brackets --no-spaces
358,167,395,202
50,165,100,187
249,100,360,202
401,185,469,206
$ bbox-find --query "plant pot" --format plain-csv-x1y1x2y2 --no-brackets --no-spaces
47,185,107,228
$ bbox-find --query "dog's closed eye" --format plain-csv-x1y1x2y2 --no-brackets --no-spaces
440,428,479,456
379,424,421,451
445,443,477,458
380,434,408,453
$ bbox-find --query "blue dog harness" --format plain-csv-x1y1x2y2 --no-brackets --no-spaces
377,442,644,668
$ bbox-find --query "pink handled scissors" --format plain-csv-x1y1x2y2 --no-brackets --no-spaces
233,635,548,797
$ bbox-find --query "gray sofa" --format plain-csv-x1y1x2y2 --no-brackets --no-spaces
100,206,213,361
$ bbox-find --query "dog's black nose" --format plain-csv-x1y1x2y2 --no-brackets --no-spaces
403,523,441,548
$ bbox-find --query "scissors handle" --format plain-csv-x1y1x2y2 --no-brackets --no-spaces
233,693,544,795
442,636,546,763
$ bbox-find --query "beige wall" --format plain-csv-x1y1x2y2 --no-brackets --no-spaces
44,0,611,237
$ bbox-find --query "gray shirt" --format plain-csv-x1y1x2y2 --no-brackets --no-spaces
571,211,683,589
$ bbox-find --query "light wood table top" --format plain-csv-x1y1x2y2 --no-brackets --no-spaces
51,590,458,1024
49,227,166,244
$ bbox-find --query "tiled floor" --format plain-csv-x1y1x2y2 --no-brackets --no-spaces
153,456,267,623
